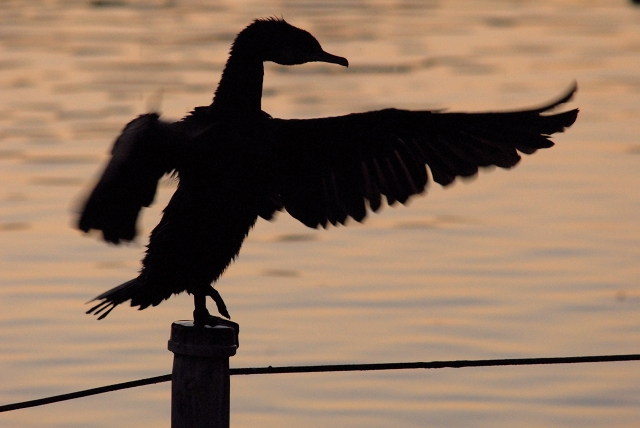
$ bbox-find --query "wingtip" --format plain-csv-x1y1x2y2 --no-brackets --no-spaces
537,80,578,113
564,79,578,103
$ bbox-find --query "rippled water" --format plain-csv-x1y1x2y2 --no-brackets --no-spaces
0,1,639,427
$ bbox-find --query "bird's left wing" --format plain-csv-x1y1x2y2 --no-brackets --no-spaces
268,83,578,229
77,113,180,243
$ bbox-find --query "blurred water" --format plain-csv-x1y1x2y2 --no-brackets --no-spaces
0,0,639,427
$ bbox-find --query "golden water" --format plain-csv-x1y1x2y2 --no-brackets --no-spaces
0,1,639,427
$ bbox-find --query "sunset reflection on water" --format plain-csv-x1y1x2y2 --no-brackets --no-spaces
1,1,639,427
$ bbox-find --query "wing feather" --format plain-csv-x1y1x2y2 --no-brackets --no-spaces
77,113,180,243
269,83,578,228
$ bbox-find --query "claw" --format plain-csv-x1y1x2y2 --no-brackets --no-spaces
207,287,230,319
191,288,237,346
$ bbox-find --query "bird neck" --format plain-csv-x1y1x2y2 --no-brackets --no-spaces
212,53,264,118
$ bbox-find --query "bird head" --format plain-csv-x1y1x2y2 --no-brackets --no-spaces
235,18,349,67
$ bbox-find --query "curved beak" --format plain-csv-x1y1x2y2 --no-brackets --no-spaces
310,50,349,67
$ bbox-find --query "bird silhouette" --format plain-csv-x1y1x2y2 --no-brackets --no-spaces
78,18,578,325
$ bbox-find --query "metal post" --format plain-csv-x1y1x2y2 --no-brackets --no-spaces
168,320,239,428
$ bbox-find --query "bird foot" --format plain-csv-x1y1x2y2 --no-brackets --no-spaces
193,310,240,348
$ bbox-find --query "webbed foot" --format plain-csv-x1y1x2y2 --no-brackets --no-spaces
192,290,238,347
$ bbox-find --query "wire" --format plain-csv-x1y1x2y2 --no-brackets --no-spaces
229,353,640,375
0,375,171,413
1,353,638,413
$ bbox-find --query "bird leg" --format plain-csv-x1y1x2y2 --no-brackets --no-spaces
193,292,211,324
192,289,239,347
193,287,231,323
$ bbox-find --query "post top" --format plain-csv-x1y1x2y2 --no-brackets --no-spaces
168,321,237,358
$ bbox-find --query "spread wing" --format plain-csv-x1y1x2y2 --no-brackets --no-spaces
269,82,578,228
77,113,180,243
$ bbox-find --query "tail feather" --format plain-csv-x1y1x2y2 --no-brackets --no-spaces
86,278,142,320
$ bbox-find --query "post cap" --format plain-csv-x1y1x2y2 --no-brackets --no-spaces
168,321,237,357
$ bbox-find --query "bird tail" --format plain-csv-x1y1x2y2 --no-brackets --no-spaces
86,278,142,320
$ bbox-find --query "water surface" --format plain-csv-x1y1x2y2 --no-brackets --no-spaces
0,1,639,427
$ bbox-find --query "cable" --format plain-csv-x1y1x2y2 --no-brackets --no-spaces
230,354,640,375
0,374,171,413
1,353,638,413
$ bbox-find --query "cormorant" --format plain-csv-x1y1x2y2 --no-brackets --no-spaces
78,18,578,324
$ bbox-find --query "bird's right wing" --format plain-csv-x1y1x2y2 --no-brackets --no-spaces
77,113,180,244
268,83,578,229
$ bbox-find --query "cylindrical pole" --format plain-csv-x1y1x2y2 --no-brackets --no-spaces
168,320,238,428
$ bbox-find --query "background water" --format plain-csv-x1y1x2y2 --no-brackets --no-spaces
0,0,639,427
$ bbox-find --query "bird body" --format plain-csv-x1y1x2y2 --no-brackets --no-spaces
78,18,578,323
85,95,275,320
